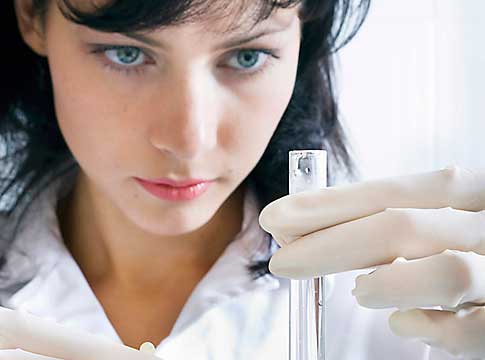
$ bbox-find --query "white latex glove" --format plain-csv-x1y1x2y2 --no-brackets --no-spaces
259,166,485,359
0,306,162,359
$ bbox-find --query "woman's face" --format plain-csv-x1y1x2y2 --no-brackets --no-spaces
21,2,302,235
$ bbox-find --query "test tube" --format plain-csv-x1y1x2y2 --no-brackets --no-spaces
288,150,327,360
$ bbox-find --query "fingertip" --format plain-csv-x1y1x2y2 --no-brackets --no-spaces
388,309,404,335
268,253,287,277
388,309,424,336
268,252,299,279
139,341,156,354
258,195,291,233
389,308,439,343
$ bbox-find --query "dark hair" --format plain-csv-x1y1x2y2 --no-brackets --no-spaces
0,0,370,283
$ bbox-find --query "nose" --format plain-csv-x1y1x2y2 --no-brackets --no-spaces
149,69,218,160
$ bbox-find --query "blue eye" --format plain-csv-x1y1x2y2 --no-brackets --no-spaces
105,46,145,66
227,49,269,71
237,50,261,68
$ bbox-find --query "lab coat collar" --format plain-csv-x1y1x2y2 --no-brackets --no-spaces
3,159,281,344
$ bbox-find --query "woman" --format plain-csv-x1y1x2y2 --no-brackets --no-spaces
0,0,367,358
1,0,482,359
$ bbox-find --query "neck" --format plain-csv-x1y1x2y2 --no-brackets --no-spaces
57,171,245,292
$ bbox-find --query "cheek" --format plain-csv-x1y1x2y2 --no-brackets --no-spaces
224,31,301,158
219,58,299,173
46,42,147,179
50,68,117,176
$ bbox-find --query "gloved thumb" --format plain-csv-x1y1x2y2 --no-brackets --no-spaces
389,306,485,358
389,309,442,344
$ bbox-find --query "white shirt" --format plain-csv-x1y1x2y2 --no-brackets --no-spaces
0,161,459,359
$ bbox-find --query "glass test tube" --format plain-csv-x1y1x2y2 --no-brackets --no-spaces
288,150,327,360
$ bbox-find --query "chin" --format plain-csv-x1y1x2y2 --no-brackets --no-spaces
127,203,216,236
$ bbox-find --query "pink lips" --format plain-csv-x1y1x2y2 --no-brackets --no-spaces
142,177,209,187
134,177,213,201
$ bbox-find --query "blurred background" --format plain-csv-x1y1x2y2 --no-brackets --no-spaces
337,0,485,180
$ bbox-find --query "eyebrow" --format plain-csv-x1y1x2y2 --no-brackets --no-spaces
123,20,293,51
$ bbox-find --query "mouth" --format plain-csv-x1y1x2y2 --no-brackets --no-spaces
134,177,214,201
137,177,213,187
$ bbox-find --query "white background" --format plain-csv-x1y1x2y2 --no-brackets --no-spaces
337,0,485,181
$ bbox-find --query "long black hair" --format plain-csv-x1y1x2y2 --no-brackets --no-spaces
0,0,370,282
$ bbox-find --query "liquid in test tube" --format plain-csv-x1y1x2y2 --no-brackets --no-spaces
288,150,327,360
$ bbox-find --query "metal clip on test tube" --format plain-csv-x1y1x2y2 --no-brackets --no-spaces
288,150,327,360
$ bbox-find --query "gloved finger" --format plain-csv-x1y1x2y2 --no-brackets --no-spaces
259,166,485,246
351,249,485,309
0,349,64,359
0,307,162,360
268,206,485,279
389,306,485,359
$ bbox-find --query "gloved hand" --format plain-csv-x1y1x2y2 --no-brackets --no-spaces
259,166,485,359
0,306,162,359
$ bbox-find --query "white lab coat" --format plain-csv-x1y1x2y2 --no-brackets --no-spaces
0,161,460,359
